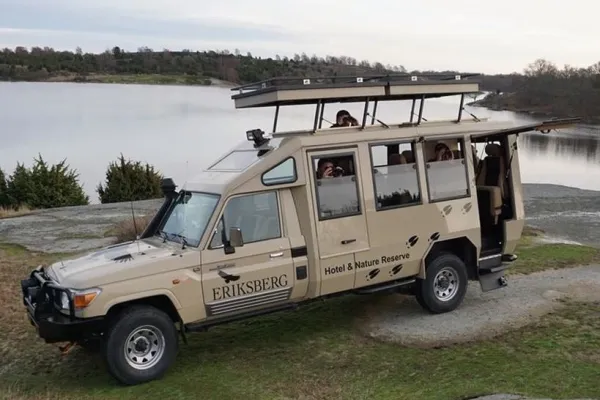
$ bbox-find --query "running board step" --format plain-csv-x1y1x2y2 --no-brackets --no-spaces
354,278,416,295
502,253,518,262
478,253,503,271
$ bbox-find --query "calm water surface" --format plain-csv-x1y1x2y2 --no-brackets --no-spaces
1,82,600,202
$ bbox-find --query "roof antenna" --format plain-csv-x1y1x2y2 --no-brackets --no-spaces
130,197,141,254
462,107,481,122
179,160,189,250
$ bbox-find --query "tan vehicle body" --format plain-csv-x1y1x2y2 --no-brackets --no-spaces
20,73,579,385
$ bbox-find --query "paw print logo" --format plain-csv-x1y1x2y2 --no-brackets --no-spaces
389,264,403,276
366,268,380,281
462,202,472,214
429,232,440,243
406,235,419,249
441,204,452,217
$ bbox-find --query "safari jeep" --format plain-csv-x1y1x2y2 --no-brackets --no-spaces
20,73,579,385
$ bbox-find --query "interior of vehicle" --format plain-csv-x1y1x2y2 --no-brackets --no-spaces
472,134,514,256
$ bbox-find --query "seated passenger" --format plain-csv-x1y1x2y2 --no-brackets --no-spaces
388,153,407,165
317,159,344,178
429,143,454,162
471,144,480,169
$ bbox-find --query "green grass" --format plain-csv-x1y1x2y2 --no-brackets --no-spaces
509,226,600,275
1,226,600,399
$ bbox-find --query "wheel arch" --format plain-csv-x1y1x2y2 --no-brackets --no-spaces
418,236,478,280
105,294,182,324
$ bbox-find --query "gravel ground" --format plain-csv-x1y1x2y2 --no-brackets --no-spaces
359,264,600,348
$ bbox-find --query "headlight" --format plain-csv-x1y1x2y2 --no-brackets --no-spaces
58,288,102,312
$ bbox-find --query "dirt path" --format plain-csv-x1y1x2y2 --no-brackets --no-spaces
359,264,600,348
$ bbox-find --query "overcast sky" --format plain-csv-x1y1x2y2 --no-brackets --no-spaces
1,0,598,74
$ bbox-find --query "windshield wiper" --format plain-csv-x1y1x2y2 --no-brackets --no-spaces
171,233,188,249
157,230,168,243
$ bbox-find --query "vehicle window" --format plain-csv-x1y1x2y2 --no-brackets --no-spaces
262,157,297,186
424,138,469,201
158,191,220,247
208,150,262,171
312,153,361,220
370,142,421,209
210,191,281,248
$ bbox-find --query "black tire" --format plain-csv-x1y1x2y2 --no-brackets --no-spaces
414,251,468,314
103,305,179,385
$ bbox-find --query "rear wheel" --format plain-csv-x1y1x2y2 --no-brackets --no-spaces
103,305,179,385
415,252,468,314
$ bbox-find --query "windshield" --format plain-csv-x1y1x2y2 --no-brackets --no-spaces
157,191,220,247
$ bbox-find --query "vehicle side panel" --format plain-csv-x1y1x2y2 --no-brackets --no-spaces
81,252,206,323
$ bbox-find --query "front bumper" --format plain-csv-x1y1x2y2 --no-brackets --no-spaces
21,266,105,344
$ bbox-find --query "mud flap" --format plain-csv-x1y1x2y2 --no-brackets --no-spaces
478,270,508,292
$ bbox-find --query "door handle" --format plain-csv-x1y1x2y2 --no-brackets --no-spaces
341,239,356,245
270,252,284,258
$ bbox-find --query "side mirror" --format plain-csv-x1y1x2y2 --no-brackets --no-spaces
229,227,244,248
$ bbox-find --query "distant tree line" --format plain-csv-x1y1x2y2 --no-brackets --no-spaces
475,58,600,123
1,45,599,121
1,45,522,91
0,154,163,211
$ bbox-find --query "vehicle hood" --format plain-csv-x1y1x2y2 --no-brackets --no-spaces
47,240,181,288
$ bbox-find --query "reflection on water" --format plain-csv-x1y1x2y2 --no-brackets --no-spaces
517,132,600,191
1,82,599,203
520,132,600,164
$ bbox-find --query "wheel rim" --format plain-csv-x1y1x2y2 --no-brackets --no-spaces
433,266,459,302
124,325,165,370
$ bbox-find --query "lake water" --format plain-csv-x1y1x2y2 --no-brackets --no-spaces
1,81,600,203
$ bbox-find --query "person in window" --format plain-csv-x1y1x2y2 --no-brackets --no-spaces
339,114,360,127
388,153,407,165
330,110,358,127
317,158,344,178
430,143,454,162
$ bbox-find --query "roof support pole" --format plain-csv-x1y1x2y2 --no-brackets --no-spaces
318,102,325,129
370,100,379,125
272,104,280,133
361,97,370,129
409,99,416,123
417,95,425,125
312,100,322,133
457,93,465,123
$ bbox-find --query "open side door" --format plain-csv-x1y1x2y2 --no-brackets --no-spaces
469,117,581,292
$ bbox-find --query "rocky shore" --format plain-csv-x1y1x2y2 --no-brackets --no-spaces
1,183,598,254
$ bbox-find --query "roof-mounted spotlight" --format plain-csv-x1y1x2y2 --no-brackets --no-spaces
246,128,270,148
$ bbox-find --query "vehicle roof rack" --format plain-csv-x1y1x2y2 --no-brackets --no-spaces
230,73,482,109
230,73,484,133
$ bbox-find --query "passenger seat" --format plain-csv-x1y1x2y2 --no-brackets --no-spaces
475,143,506,225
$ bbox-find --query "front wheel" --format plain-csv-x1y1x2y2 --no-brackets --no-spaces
103,305,179,385
415,252,468,314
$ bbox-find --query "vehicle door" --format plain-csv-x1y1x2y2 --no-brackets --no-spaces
307,147,369,295
200,190,295,318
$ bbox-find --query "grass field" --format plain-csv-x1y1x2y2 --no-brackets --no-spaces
1,227,599,400
0,206,33,219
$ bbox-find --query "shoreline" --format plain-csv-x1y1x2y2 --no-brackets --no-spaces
0,74,238,88
467,94,600,126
